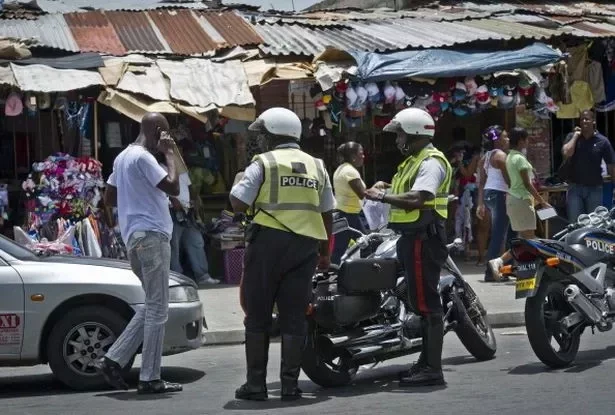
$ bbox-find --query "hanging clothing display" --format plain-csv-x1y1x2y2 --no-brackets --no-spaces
19,153,126,259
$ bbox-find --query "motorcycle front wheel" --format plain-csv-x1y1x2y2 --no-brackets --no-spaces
453,284,497,361
301,323,358,388
525,279,581,368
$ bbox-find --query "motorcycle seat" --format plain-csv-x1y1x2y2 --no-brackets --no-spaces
563,244,611,266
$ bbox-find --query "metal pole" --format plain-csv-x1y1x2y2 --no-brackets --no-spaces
94,101,99,160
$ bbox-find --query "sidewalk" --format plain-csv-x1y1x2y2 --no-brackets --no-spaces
198,262,525,346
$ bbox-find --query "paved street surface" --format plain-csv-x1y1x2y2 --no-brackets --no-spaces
200,262,525,344
2,329,614,415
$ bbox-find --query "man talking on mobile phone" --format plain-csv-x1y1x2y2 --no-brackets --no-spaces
97,112,182,394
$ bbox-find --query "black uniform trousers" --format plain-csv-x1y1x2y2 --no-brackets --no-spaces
396,221,448,316
242,224,319,336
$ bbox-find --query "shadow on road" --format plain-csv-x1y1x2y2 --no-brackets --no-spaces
506,346,615,375
96,366,206,401
223,363,448,410
0,366,204,400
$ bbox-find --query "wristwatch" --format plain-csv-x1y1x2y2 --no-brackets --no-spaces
377,190,386,202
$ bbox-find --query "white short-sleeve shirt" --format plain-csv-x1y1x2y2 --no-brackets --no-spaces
107,145,172,243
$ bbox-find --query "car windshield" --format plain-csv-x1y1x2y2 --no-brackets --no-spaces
0,233,38,261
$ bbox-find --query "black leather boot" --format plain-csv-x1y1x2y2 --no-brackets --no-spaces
400,313,445,387
235,332,270,401
280,335,305,401
398,317,428,380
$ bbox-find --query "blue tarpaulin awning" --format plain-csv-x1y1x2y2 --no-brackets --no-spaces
348,43,562,82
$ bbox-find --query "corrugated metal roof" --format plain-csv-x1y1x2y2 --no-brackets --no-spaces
0,14,79,52
10,62,104,92
253,22,398,56
254,18,508,56
458,18,569,41
194,10,263,48
148,9,216,55
156,58,254,108
106,10,172,54
31,0,211,13
348,18,506,49
65,11,127,55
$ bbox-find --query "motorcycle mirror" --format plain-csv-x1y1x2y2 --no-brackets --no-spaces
595,206,609,218
332,218,350,235
589,213,602,226
577,214,591,226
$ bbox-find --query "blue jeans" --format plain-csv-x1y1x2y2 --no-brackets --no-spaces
484,189,511,262
170,222,209,279
567,184,603,222
106,231,170,381
331,211,366,265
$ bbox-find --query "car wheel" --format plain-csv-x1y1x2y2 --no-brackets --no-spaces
47,305,133,390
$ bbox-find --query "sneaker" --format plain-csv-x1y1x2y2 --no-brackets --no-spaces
487,258,504,281
198,274,220,285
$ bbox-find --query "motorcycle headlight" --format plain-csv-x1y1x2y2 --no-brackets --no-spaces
169,286,200,303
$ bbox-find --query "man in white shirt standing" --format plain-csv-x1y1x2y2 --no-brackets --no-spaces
99,112,183,395
169,171,218,285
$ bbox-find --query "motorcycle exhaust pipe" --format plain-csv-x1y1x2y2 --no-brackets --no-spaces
323,323,402,349
564,284,603,324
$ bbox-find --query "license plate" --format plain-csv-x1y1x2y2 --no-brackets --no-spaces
514,262,537,299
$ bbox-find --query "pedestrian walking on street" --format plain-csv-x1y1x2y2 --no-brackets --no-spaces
365,108,453,387
230,107,336,401
98,112,183,394
476,125,512,281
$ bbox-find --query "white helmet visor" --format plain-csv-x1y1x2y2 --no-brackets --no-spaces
248,118,265,133
382,119,403,133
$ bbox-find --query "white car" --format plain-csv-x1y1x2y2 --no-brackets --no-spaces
0,234,204,390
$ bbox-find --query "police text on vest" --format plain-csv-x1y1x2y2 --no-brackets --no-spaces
280,176,319,190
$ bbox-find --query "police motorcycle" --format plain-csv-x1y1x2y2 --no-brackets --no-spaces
300,215,497,387
501,206,615,368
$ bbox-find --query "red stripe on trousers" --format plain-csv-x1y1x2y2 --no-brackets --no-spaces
413,239,427,313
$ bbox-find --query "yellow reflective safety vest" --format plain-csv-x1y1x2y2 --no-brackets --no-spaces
252,148,328,241
389,146,453,224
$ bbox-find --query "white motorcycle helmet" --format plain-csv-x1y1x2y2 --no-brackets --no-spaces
383,107,436,137
248,107,302,141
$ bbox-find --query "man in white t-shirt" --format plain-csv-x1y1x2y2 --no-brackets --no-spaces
168,171,218,285
98,112,183,395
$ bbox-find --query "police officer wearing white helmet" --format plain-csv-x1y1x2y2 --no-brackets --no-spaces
230,107,336,401
365,108,453,387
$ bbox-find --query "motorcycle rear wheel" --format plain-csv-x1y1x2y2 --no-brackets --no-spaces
525,279,581,368
454,287,497,360
301,325,358,388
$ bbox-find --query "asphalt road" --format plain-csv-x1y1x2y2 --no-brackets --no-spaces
1,329,615,415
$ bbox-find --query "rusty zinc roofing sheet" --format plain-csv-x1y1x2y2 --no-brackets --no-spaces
147,9,217,55
193,10,263,48
106,10,172,54
65,11,127,55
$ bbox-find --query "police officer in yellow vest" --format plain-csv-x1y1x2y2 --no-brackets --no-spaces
230,107,336,401
365,108,452,387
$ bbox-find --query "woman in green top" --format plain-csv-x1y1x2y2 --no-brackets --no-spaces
487,127,551,280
